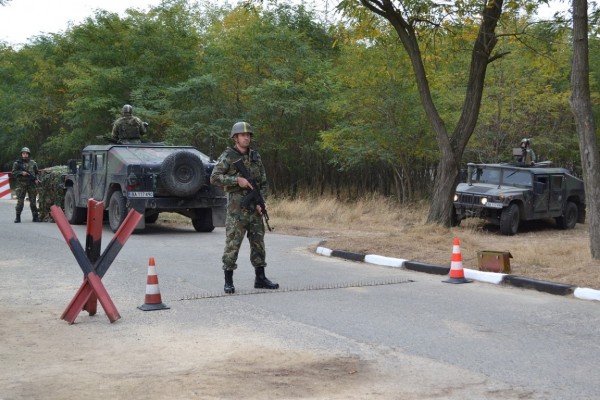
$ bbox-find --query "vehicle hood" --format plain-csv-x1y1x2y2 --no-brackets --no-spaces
456,183,527,197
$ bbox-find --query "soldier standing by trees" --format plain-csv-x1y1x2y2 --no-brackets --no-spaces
210,122,279,294
12,147,40,223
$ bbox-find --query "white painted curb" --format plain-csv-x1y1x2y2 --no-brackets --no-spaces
464,268,505,285
316,246,332,257
574,287,600,302
365,254,407,268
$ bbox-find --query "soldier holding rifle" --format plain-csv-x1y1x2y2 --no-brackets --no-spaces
210,122,279,294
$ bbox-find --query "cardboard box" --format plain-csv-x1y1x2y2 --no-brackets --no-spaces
477,251,512,273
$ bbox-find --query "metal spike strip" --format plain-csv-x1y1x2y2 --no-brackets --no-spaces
176,277,414,301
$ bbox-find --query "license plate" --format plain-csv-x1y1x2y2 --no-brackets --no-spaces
129,191,154,198
486,202,503,208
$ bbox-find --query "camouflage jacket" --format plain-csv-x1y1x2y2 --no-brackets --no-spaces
12,158,39,183
210,147,268,200
111,115,146,140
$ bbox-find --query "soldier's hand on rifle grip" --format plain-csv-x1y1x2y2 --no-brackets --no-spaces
237,176,253,190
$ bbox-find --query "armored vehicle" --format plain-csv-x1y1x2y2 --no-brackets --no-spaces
453,162,585,235
63,143,226,232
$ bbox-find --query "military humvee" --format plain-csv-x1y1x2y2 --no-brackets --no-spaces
62,143,226,232
452,162,586,235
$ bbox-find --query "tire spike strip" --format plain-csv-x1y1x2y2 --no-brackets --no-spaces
177,278,413,301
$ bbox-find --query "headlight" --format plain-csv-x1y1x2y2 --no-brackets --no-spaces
453,194,459,202
480,197,488,205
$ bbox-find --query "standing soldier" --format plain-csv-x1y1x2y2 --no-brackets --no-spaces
111,104,147,143
12,147,40,223
210,122,279,294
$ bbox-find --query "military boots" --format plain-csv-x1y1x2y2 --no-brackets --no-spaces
32,212,39,222
254,267,279,289
224,270,235,294
14,212,21,223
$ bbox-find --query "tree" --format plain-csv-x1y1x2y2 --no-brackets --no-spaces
338,0,506,225
570,0,600,258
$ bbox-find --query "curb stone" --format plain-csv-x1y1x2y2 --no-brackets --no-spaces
315,246,600,303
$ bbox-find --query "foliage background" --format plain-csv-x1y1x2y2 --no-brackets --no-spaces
0,0,597,200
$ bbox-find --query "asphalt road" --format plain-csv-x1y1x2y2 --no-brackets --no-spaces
1,201,600,399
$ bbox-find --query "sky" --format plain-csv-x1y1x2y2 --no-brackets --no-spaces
0,0,569,47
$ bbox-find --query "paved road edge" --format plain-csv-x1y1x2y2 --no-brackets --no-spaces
315,246,600,303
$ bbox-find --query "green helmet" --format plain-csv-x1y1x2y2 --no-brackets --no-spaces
122,104,133,114
230,121,253,138
21,147,30,154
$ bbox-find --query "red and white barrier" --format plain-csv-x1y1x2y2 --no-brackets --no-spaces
0,173,11,200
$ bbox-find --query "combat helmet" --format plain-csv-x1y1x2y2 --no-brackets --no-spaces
230,121,253,138
20,147,31,154
122,104,133,114
521,138,530,145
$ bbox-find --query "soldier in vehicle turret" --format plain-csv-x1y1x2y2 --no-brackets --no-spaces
111,104,147,143
519,138,536,166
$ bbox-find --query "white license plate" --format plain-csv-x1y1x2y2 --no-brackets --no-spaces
486,202,503,209
129,191,154,198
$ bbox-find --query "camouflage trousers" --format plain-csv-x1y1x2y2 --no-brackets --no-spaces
222,208,266,271
14,181,38,213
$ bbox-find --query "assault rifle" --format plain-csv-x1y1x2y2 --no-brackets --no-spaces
233,158,272,232
15,161,40,184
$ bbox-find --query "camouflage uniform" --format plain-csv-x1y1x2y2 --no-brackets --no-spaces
12,154,40,221
210,147,268,271
111,115,147,143
37,166,68,222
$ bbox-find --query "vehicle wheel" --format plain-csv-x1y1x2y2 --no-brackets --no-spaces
108,191,127,232
145,212,159,224
64,187,86,224
192,208,215,232
556,202,578,230
450,208,461,227
160,151,205,197
500,203,520,235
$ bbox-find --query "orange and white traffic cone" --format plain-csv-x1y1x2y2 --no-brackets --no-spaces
443,237,472,284
138,257,170,311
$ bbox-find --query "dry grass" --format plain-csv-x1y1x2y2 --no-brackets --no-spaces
267,195,600,290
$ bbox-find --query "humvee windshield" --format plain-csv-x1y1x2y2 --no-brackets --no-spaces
471,167,532,187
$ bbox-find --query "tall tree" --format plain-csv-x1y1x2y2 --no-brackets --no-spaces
338,0,505,225
570,0,600,258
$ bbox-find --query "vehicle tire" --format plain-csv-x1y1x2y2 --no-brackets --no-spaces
160,151,205,197
145,212,159,224
192,208,215,232
556,201,578,230
500,203,520,235
64,187,86,224
108,191,127,232
450,208,461,227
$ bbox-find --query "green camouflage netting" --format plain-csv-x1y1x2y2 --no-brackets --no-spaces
38,165,68,222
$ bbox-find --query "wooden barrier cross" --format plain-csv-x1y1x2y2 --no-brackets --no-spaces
51,201,143,324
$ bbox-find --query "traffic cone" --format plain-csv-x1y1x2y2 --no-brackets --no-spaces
443,237,472,284
138,257,170,311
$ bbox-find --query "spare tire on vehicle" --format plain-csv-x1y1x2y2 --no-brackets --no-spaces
160,151,206,197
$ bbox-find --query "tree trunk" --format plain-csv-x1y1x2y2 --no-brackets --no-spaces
569,0,600,259
359,0,504,226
